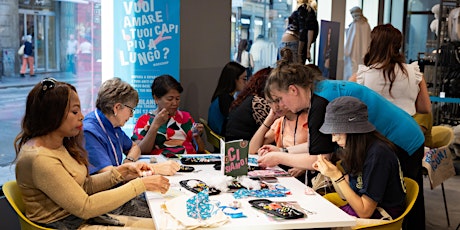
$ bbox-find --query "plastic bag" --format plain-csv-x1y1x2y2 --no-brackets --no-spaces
18,45,25,56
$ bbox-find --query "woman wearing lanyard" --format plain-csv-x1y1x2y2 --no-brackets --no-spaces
83,77,179,217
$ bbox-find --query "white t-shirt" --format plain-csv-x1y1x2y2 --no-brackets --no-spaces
356,62,422,116
66,39,78,55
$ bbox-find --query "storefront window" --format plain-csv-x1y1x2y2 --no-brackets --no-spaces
405,0,436,62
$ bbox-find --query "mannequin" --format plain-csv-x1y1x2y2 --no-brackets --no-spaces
344,6,371,80
430,4,440,37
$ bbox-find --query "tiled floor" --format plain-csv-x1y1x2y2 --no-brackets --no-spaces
425,160,460,230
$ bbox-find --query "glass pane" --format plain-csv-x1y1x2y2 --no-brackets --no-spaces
47,16,57,70
35,15,45,70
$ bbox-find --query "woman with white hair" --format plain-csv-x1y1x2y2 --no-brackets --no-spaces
20,35,34,77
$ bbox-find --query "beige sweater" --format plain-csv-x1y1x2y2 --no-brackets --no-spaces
15,144,146,224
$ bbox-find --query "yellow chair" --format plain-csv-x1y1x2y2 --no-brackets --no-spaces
423,125,455,226
3,181,54,230
427,125,454,149
199,118,224,152
323,177,419,230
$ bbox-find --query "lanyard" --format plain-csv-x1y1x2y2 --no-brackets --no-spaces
281,113,299,147
95,111,123,166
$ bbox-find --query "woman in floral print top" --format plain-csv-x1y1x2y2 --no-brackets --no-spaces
132,75,205,156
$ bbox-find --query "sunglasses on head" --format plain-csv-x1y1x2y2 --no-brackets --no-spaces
41,77,57,92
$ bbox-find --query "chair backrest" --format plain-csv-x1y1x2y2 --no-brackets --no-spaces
3,181,54,230
429,125,454,149
199,118,224,151
354,177,419,230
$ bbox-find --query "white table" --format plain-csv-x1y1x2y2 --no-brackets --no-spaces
142,155,356,229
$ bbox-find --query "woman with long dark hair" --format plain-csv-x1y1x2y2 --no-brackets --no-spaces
208,61,247,136
14,78,169,229
314,96,405,225
225,67,272,141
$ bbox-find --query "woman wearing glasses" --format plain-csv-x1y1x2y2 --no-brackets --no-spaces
83,77,179,218
83,77,179,175
14,78,168,229
132,74,206,156
208,61,247,137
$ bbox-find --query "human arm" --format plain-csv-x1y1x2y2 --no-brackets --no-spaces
249,122,275,154
122,141,141,164
149,160,181,176
415,77,431,114
32,155,147,219
288,168,307,177
349,74,358,82
249,109,278,154
135,109,170,154
114,162,171,194
313,154,378,218
305,30,315,61
257,142,310,156
257,151,329,170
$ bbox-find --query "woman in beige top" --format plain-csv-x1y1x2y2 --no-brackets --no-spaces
14,78,169,229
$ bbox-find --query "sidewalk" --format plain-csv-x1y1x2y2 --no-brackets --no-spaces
0,72,78,89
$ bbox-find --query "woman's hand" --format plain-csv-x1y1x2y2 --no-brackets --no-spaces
150,160,180,176
257,152,282,168
288,168,306,178
257,144,279,156
192,123,204,137
312,154,342,181
141,175,170,194
151,108,170,129
117,162,153,181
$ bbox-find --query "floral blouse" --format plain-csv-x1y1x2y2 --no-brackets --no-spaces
131,110,197,155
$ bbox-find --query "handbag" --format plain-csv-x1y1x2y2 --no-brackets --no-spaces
311,172,335,195
18,45,25,56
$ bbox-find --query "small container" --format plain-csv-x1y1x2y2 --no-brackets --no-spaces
191,123,199,136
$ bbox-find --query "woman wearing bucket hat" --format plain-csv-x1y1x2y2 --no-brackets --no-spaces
258,63,425,229
313,96,405,221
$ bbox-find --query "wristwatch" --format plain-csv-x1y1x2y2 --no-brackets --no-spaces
280,147,289,153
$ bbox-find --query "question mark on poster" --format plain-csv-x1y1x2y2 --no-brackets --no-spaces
163,47,170,59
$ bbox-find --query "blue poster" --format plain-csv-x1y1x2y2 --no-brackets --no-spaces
113,0,180,124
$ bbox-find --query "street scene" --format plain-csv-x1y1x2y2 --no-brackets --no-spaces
0,72,97,184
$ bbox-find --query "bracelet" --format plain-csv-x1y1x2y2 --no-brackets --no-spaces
280,147,289,153
124,156,137,162
262,123,270,129
334,174,346,183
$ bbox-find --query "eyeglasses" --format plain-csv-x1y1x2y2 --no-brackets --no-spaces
123,104,136,113
41,77,57,92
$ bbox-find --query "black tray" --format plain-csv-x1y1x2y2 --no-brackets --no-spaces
180,156,220,165
178,165,195,172
248,199,304,219
179,179,221,195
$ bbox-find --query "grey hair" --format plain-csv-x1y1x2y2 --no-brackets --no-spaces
96,77,139,115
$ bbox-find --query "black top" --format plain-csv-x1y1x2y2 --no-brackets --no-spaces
225,95,270,142
308,94,336,155
297,4,319,44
